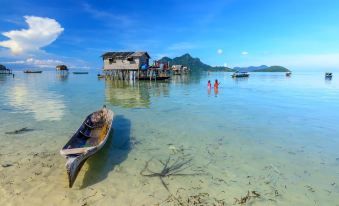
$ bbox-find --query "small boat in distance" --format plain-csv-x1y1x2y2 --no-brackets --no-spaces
325,72,333,78
231,71,250,78
23,70,43,73
73,72,89,74
97,74,105,79
60,106,114,187
286,72,292,77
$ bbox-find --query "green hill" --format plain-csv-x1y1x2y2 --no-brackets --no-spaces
159,53,234,72
254,66,290,72
158,54,289,73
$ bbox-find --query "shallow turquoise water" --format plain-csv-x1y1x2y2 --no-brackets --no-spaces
0,71,339,205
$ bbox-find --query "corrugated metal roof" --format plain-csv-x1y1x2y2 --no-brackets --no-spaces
102,51,150,59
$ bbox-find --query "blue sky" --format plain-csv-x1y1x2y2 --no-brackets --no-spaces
1,0,339,71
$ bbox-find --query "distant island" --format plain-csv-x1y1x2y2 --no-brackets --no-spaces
233,65,291,72
159,54,290,72
159,53,233,72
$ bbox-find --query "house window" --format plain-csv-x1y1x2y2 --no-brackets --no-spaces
108,58,115,64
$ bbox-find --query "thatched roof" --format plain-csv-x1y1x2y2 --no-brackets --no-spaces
131,52,150,58
56,65,68,70
102,51,150,59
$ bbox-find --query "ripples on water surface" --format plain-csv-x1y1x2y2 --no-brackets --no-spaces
0,71,339,205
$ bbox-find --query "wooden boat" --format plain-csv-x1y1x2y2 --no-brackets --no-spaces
60,106,114,187
325,72,333,78
97,74,105,79
73,72,89,74
231,72,249,78
23,70,42,73
286,72,292,77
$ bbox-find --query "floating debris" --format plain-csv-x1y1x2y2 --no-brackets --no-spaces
161,191,225,206
5,127,34,135
1,163,13,168
234,191,261,204
305,185,315,193
168,145,185,154
141,155,204,205
130,136,142,147
140,155,202,191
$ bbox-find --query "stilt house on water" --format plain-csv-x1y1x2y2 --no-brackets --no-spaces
102,51,170,80
102,51,149,80
56,65,69,73
171,65,190,75
0,64,12,74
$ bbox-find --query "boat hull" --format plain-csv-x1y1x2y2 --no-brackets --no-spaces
60,107,114,187
232,74,249,78
24,71,42,73
66,155,89,188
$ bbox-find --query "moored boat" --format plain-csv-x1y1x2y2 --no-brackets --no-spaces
73,72,89,74
23,70,43,73
97,74,105,79
286,72,292,77
60,106,114,187
325,72,333,78
231,71,249,78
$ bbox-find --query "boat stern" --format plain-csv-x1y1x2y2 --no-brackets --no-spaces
66,155,88,188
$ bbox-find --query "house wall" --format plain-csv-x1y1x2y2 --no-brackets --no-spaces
103,54,149,70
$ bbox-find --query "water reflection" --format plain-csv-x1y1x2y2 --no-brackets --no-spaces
214,87,219,97
105,80,171,108
171,74,190,84
0,74,8,84
105,80,151,108
147,81,170,98
232,77,249,83
6,85,66,121
56,73,69,82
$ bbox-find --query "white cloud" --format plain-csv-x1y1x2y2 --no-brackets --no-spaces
82,3,133,27
7,85,66,121
217,49,223,55
241,51,248,55
0,16,64,54
5,57,63,68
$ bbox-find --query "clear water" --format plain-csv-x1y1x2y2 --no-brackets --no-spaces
0,71,339,205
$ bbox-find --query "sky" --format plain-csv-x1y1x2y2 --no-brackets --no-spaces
1,0,339,71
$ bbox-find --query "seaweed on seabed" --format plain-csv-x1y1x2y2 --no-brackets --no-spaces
140,155,204,205
5,127,34,135
234,191,261,205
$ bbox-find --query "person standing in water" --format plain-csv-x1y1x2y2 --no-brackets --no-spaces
214,79,219,88
207,80,211,89
214,79,219,96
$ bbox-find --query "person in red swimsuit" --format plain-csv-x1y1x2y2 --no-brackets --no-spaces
214,79,219,88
